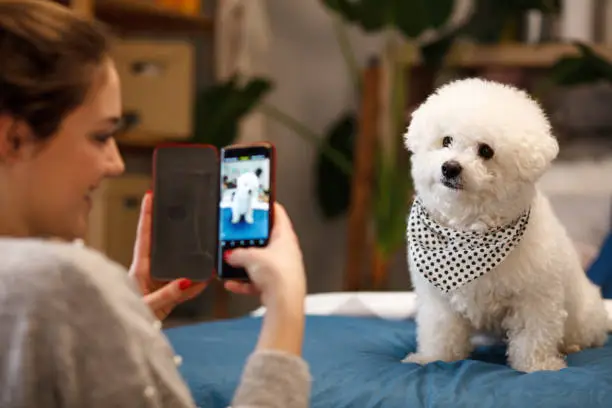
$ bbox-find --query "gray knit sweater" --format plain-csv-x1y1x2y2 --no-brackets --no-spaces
0,238,311,407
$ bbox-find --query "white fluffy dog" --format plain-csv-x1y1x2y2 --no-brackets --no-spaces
403,78,609,373
231,171,261,224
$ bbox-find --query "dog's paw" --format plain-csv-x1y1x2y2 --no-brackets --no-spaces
561,344,581,354
515,356,567,373
401,353,437,365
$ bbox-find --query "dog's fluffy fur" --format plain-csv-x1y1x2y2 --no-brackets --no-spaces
231,171,261,224
403,78,609,372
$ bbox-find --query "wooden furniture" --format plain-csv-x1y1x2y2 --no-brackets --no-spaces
401,41,612,68
70,0,213,35
68,0,213,149
86,175,152,269
344,61,380,291
110,38,195,144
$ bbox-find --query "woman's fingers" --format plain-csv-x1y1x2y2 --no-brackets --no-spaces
224,280,260,295
143,279,208,320
270,202,293,240
129,191,153,276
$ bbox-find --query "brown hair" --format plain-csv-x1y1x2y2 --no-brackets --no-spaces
0,0,112,139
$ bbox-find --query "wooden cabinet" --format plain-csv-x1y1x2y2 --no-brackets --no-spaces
72,0,212,35
86,175,151,269
65,0,213,148
110,38,195,144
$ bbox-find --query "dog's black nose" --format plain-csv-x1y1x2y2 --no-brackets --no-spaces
442,160,462,178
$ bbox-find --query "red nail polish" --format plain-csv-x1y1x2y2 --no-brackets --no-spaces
146,189,152,196
179,278,192,291
223,250,233,262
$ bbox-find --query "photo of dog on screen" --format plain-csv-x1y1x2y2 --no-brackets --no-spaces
219,158,270,242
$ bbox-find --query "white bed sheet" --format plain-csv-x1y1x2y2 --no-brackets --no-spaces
251,291,612,322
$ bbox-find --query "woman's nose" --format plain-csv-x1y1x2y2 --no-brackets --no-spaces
105,138,125,176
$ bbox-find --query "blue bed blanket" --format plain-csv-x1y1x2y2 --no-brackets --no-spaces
165,316,612,408
588,231,612,298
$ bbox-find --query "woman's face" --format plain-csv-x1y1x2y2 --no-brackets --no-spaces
0,58,125,240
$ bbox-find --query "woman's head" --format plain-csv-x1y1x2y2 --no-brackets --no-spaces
0,0,125,240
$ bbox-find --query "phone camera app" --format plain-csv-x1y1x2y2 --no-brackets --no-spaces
219,154,270,246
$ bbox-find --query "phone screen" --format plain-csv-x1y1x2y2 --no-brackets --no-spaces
217,144,273,280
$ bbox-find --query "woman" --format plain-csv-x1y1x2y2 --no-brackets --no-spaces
0,1,310,406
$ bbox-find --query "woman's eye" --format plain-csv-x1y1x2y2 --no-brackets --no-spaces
92,132,114,144
442,136,452,148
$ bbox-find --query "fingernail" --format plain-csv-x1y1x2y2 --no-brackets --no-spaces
178,278,192,291
223,250,233,262
146,189,152,196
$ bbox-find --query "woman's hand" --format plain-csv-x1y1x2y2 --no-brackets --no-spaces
223,202,306,306
129,192,207,320
223,203,306,355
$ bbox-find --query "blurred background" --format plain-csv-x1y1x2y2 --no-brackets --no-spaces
61,0,612,320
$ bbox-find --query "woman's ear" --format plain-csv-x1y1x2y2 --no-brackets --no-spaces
0,116,33,162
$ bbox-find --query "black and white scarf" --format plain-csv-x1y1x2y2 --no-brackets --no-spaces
407,198,530,294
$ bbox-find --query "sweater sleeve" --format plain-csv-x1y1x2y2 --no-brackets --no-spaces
232,350,312,408
0,240,312,408
0,240,196,408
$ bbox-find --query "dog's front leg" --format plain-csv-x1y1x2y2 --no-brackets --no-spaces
504,296,567,372
245,207,254,224
403,296,472,365
231,207,240,224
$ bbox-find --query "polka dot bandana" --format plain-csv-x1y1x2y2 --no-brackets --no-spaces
407,198,530,294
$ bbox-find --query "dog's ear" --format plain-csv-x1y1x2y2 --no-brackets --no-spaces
403,109,421,153
516,132,559,183
404,105,427,153
403,126,414,153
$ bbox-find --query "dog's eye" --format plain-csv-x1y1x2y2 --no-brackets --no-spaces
442,136,452,148
478,143,494,160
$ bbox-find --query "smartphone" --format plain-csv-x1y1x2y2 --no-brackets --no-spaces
216,142,276,281
150,144,219,282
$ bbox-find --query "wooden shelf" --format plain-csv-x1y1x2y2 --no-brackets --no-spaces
400,42,612,68
94,0,213,35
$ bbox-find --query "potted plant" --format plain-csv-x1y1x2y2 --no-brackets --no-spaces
314,0,562,289
544,42,612,148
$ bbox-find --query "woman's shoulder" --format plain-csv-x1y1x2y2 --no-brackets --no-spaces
0,237,125,274
0,238,141,312
0,239,196,407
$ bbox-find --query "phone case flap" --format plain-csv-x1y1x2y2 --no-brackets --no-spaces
151,145,219,281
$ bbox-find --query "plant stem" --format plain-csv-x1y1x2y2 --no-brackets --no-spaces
258,102,353,176
331,15,362,95
371,246,391,290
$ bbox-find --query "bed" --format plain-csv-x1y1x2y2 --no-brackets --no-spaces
165,292,612,408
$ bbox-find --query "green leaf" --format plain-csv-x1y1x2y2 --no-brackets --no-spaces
549,56,591,86
322,0,454,39
419,28,459,67
462,0,561,44
461,0,511,43
549,43,612,86
322,0,388,32
372,152,413,257
394,0,429,38
425,0,455,28
575,42,612,82
191,76,273,148
315,112,356,218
